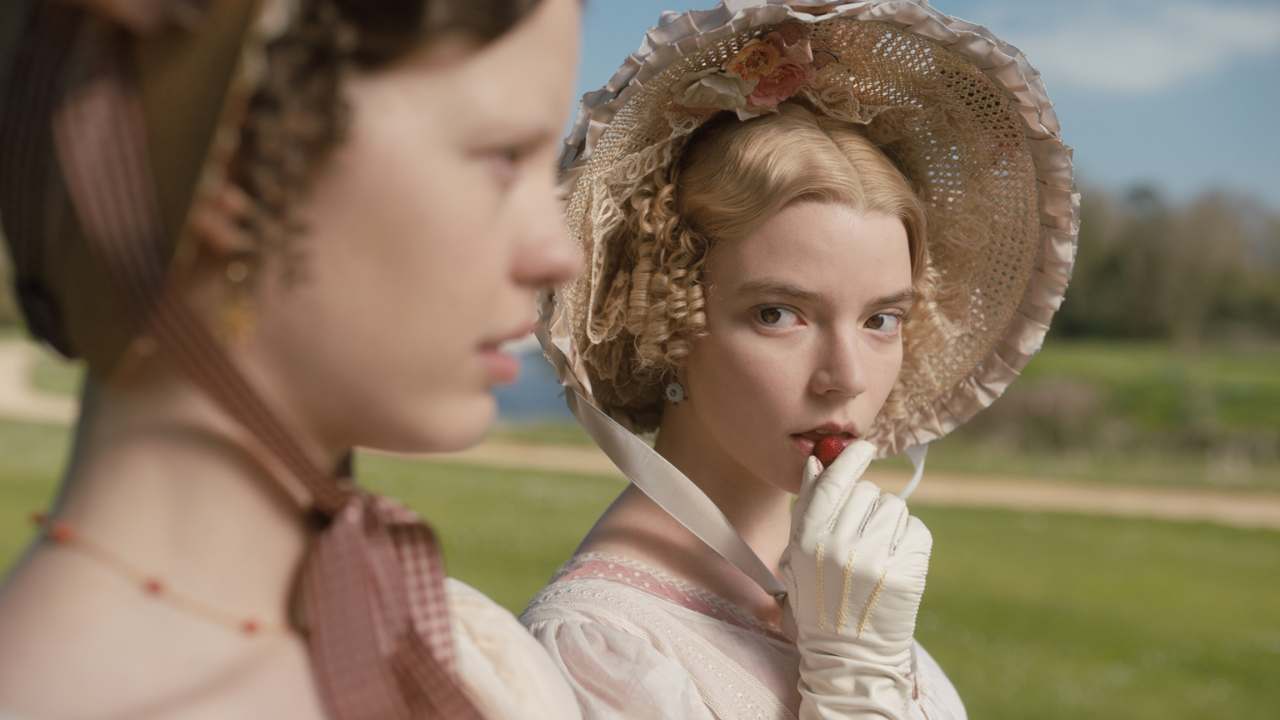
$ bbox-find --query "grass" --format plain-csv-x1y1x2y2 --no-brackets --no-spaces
1020,340,1280,434
29,353,82,397
882,442,1280,490
2,418,1277,718
359,455,623,610
493,420,596,448
0,330,83,395
0,420,74,556
914,506,1280,718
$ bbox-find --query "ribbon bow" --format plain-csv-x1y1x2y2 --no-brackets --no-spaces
303,492,480,718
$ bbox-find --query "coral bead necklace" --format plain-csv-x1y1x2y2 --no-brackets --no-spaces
30,512,285,637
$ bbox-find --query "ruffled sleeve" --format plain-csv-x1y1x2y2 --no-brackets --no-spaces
447,579,585,720
912,643,967,720
525,614,718,720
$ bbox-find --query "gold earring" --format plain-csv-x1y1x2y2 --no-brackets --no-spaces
219,257,256,344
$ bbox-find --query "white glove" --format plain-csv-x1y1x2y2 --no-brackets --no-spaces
778,440,933,719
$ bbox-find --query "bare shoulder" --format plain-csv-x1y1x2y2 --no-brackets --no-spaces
0,559,325,719
0,622,325,719
1,633,324,718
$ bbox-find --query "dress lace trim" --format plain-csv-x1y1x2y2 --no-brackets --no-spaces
550,551,791,643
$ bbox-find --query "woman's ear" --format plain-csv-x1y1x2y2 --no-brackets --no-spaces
182,182,263,346
187,183,257,257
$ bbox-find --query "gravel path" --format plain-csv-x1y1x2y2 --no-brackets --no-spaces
417,441,1280,532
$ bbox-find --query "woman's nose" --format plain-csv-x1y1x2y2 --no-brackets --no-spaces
513,225,580,288
809,332,868,399
512,179,581,288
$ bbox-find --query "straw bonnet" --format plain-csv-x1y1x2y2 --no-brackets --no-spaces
542,0,1078,459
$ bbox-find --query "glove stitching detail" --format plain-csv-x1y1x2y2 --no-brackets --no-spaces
856,566,890,639
888,507,910,557
815,540,828,632
834,546,857,633
856,489,883,537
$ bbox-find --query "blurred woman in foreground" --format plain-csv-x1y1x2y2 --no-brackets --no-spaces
0,0,585,716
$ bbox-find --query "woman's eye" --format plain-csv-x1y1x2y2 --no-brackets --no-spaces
756,306,800,328
486,147,523,187
866,313,902,333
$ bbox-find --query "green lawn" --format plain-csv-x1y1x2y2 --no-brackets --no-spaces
915,506,1280,718
2,418,1277,718
360,456,622,610
0,329,82,396
29,353,81,397
0,420,74,550
1021,341,1280,432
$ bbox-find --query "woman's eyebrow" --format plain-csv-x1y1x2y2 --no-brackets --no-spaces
735,279,822,304
466,125,554,154
736,280,916,307
868,288,917,307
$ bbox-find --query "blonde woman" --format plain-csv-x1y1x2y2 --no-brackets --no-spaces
523,2,1078,718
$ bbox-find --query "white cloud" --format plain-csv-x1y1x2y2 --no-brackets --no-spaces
1007,2,1280,92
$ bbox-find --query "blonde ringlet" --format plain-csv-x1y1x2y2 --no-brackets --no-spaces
582,101,940,433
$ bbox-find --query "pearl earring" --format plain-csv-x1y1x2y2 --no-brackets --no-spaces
664,381,687,404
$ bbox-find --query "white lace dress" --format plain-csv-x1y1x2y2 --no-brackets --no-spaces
448,578,585,718
521,553,965,720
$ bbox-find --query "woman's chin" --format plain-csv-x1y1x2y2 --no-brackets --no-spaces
364,393,498,455
774,456,808,495
427,393,500,452
779,474,804,496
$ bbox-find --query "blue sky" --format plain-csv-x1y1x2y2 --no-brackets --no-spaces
575,0,1280,208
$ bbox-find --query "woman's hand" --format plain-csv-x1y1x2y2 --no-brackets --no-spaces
779,440,933,719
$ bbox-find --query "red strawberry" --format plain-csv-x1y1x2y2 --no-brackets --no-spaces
813,435,847,467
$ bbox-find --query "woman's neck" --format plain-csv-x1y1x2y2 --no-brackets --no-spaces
578,405,793,626
29,374,331,629
652,407,793,575
0,372,340,715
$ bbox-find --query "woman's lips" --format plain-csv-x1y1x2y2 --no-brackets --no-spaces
478,324,534,386
790,434,818,454
478,344,520,385
789,431,856,457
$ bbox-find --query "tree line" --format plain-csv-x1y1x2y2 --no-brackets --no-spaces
3,183,1279,343
1055,184,1280,345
